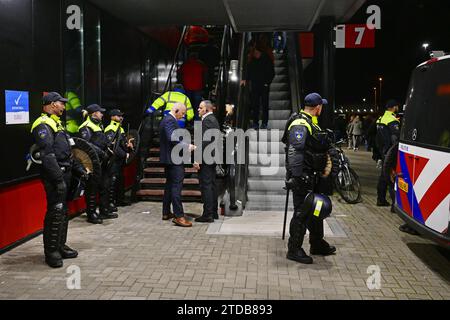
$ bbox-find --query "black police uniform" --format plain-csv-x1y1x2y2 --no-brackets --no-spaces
283,111,336,264
376,109,400,207
31,102,87,267
104,111,129,212
78,106,116,222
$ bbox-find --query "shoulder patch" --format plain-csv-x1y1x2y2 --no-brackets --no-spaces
38,128,47,139
295,130,304,141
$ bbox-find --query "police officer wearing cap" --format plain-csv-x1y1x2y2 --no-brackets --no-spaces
104,109,133,213
283,93,336,264
31,92,88,268
375,100,400,210
79,104,117,223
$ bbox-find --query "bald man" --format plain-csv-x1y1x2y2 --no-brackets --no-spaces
159,103,196,227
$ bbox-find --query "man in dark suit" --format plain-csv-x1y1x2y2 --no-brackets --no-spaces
194,100,220,222
160,103,196,227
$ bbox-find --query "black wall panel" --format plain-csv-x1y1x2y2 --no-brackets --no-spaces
0,0,175,186
0,0,62,185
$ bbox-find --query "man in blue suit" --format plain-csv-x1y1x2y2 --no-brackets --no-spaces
160,103,196,227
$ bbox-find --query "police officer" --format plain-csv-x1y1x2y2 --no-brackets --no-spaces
145,84,194,128
375,100,400,210
284,93,335,264
31,92,88,268
79,104,117,223
104,109,133,212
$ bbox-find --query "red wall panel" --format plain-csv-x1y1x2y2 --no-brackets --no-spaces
0,161,137,251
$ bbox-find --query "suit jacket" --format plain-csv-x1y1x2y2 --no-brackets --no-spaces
201,113,220,164
159,114,186,165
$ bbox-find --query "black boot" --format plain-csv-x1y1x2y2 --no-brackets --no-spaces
99,207,118,219
59,214,78,259
108,176,118,213
310,239,336,256
43,206,64,268
287,248,313,264
195,215,214,223
86,194,103,224
286,213,313,264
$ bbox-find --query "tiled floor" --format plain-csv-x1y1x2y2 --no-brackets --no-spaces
0,149,449,300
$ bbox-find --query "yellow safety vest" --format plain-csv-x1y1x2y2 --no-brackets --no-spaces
104,120,125,134
150,91,194,121
79,116,103,132
288,111,321,134
376,110,399,126
65,91,82,134
31,113,65,133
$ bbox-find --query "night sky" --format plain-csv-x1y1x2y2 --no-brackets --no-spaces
335,0,450,108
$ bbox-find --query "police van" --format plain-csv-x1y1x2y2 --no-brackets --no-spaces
395,54,450,249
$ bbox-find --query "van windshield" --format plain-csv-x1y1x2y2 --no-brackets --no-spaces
401,58,450,150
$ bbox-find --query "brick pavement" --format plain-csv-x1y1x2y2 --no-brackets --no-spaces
0,150,449,300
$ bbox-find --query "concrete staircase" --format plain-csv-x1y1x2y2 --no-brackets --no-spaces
245,53,293,211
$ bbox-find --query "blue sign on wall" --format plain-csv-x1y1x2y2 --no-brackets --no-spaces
5,90,29,125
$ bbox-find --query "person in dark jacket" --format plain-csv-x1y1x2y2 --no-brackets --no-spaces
160,103,197,227
193,100,221,222
375,100,400,209
79,104,117,223
242,45,275,129
104,109,134,213
31,92,88,268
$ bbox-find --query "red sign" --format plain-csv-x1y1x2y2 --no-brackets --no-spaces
335,24,375,49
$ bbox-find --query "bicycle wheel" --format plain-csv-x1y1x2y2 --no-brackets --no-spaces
334,167,362,204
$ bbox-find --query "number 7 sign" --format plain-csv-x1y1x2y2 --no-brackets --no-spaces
335,24,375,48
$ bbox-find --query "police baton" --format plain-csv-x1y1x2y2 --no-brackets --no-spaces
282,181,291,240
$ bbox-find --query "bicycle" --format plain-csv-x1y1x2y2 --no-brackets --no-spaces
329,139,362,204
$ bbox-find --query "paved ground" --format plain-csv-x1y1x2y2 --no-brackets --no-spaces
0,149,449,300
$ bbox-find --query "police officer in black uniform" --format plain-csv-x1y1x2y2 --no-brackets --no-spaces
375,100,400,209
31,92,88,268
104,109,133,213
283,93,335,264
78,104,117,223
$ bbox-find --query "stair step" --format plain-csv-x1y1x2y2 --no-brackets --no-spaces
272,75,288,83
249,141,285,154
270,83,289,91
267,120,288,130
136,189,202,197
248,129,284,142
269,91,290,100
140,178,199,185
248,179,285,192
274,52,286,59
274,60,287,67
249,153,285,166
144,167,198,174
270,100,291,110
274,66,288,75
269,109,290,120
248,165,286,177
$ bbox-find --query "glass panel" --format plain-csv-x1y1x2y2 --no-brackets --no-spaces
62,0,84,135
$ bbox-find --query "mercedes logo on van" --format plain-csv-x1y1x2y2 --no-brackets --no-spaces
412,129,418,141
